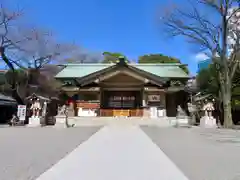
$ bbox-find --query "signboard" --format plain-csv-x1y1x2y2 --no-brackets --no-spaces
17,105,26,121
148,95,160,102
111,96,135,101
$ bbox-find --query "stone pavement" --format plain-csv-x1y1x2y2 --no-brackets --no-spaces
0,127,100,180
142,126,240,180
37,125,189,180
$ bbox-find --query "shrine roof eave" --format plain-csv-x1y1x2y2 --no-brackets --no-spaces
75,64,118,85
75,64,169,87
55,63,190,79
0,93,17,106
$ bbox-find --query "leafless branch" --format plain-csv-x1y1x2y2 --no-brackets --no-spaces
8,28,77,69
60,47,102,64
161,0,239,66
160,0,239,126
197,0,224,15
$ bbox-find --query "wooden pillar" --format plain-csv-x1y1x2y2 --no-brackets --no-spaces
99,88,102,116
142,88,146,107
166,92,177,117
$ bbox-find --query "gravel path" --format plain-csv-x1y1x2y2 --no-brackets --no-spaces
141,126,240,180
0,126,101,180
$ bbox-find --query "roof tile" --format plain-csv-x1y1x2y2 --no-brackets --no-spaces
55,63,189,78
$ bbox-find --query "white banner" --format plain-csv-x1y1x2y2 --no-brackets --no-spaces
17,105,26,121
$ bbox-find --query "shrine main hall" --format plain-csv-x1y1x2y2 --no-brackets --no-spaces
55,58,190,118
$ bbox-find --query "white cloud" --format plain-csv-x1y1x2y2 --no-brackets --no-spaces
195,53,209,62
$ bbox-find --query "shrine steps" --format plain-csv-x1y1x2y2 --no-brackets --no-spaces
55,116,173,127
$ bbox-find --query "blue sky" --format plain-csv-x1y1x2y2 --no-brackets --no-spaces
9,0,199,74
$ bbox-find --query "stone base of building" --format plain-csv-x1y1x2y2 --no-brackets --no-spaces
71,108,167,118
56,116,172,127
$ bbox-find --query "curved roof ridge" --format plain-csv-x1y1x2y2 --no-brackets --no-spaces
63,63,185,66
63,63,113,66
132,63,185,66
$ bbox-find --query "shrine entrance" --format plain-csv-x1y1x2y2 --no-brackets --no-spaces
100,90,142,116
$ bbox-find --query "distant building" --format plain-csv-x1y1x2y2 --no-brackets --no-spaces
197,59,211,72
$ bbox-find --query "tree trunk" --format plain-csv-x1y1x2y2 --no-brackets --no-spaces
223,83,233,128
0,47,24,104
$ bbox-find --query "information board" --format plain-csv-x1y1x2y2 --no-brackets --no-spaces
17,105,26,121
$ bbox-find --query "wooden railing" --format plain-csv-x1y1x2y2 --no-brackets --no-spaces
100,109,143,117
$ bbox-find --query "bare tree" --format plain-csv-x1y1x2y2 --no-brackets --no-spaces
161,0,240,128
10,29,77,97
63,49,102,64
0,3,34,104
12,29,77,69
0,2,77,103
0,5,45,102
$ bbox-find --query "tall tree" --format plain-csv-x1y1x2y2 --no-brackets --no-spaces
14,29,75,88
138,54,189,74
15,30,74,69
0,3,33,104
4,69,27,96
102,52,129,63
64,51,102,63
196,63,240,123
4,64,64,99
161,0,240,128
197,64,220,96
0,3,76,102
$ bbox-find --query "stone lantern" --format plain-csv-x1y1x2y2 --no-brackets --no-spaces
185,77,198,126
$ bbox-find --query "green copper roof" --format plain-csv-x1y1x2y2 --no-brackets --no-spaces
133,64,189,78
55,63,189,79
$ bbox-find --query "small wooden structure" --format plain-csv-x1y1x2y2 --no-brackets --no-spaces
25,93,59,125
0,93,17,124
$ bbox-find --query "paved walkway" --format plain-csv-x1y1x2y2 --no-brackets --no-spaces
36,125,189,180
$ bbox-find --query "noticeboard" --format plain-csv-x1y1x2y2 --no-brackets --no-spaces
17,105,26,121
